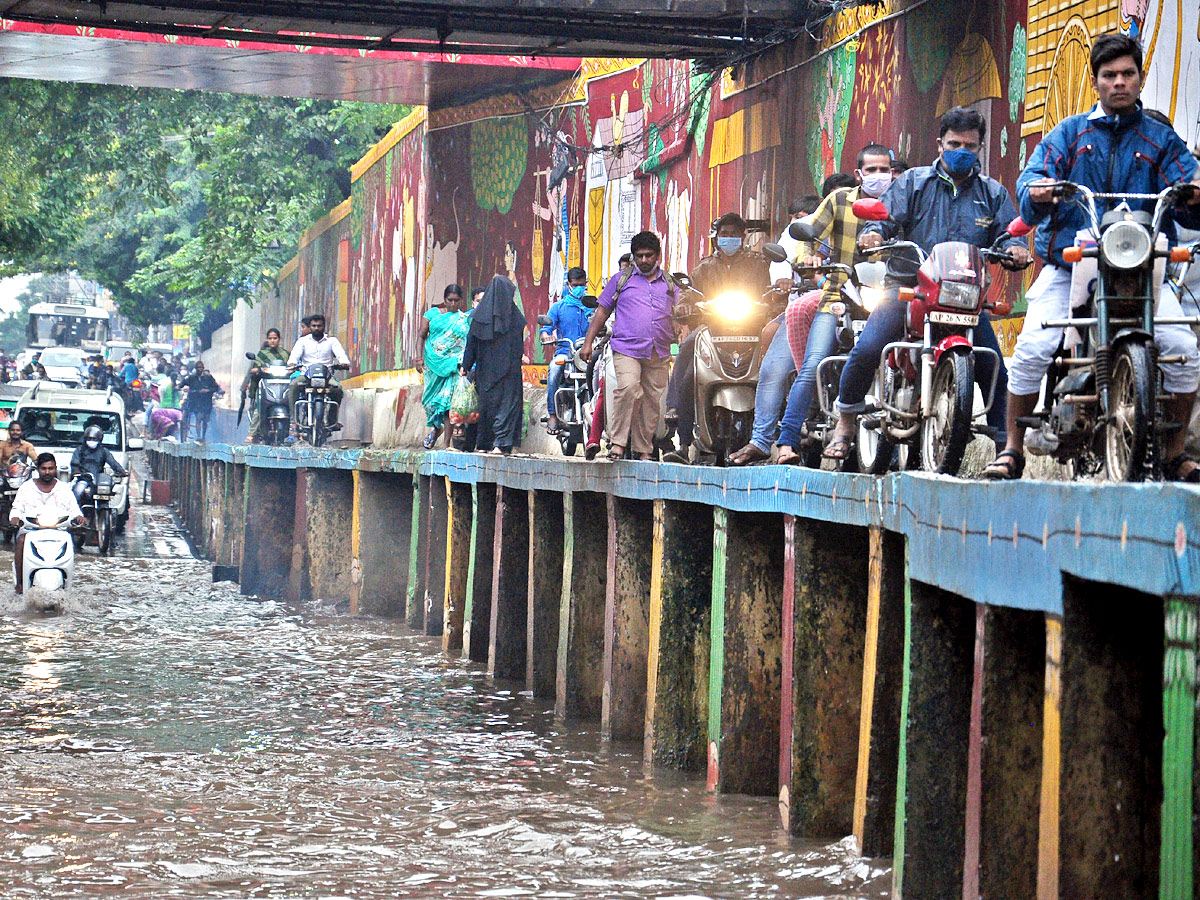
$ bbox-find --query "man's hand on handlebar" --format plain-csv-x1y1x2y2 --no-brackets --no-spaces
1007,245,1033,268
858,232,883,250
578,340,594,363
1027,178,1060,205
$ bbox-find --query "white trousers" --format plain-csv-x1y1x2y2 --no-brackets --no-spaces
1008,265,1200,396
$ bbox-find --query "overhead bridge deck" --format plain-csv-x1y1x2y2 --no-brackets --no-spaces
149,440,1200,900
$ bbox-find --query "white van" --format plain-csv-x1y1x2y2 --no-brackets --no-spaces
14,384,142,525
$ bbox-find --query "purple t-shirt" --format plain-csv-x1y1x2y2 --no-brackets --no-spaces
597,266,676,360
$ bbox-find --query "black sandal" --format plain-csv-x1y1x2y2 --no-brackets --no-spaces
1165,453,1200,483
983,448,1025,480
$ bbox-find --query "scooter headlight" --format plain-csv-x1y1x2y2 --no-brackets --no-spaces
712,292,753,322
859,287,886,312
1100,221,1152,270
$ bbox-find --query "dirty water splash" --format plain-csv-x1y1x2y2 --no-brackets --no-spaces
1,553,887,899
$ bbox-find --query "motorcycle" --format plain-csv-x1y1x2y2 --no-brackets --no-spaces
762,240,886,468
673,275,783,465
16,513,76,596
244,352,294,446
72,471,123,556
850,197,1025,476
0,453,33,544
1018,182,1200,481
295,362,349,447
536,295,600,457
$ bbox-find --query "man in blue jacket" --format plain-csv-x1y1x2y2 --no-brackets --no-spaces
822,106,1032,462
540,266,592,434
986,33,1200,480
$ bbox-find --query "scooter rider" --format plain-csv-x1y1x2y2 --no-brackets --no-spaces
540,266,592,435
11,453,85,594
822,106,1032,463
247,328,290,443
663,212,774,463
986,33,1200,481
286,313,351,438
70,423,128,508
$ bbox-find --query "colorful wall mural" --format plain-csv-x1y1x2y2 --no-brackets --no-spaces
267,0,1198,375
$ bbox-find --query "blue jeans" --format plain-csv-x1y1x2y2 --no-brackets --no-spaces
748,317,796,451
546,360,565,416
778,311,840,448
835,296,1008,443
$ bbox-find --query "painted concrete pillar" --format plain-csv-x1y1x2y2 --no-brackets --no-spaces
963,604,1044,900
645,499,713,771
852,527,905,857
240,467,296,599
354,472,413,617
288,466,311,602
557,491,607,719
527,489,564,698
443,480,473,653
223,462,246,570
602,495,652,742
1046,577,1163,900
780,516,869,838
489,485,528,681
463,483,496,663
407,474,427,629
892,579,974,900
707,508,783,796
423,475,448,635
304,469,354,608
1163,597,1197,900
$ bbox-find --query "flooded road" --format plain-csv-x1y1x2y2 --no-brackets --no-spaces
0,487,888,899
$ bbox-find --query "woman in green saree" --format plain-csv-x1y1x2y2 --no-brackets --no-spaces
419,284,470,448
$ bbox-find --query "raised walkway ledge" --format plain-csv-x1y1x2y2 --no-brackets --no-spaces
151,439,1200,615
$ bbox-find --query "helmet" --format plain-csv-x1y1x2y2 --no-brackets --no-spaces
83,425,104,443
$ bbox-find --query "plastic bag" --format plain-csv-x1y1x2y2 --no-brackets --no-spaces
448,375,480,424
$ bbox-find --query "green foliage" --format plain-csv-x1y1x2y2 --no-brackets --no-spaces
0,79,406,328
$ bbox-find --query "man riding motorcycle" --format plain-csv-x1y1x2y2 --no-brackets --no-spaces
287,313,351,440
1,421,36,467
822,106,1032,463
70,423,128,508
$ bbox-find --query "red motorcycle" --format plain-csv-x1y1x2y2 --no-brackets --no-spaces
852,199,1028,475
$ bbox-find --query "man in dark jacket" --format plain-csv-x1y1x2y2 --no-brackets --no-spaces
823,106,1032,461
70,423,128,507
182,362,221,442
986,33,1200,480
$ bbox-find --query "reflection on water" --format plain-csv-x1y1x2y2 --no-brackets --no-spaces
0,551,888,898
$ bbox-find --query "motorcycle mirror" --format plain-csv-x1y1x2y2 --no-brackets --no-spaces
245,352,257,361
536,315,553,326
788,220,818,242
851,198,890,221
762,242,789,263
581,294,599,308
672,272,693,288
1006,217,1034,238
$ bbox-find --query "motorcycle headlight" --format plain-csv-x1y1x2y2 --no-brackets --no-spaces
712,292,753,322
859,287,886,312
1100,221,1152,270
938,281,981,310
310,377,326,388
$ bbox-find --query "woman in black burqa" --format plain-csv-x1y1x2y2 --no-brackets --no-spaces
461,274,526,453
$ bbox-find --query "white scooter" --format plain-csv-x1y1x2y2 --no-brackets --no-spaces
16,513,76,596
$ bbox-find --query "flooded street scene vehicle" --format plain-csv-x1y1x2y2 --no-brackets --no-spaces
0,3,1198,899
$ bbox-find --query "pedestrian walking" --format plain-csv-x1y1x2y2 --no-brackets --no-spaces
461,274,526,454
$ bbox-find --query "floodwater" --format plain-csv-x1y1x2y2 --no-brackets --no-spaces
0,492,888,899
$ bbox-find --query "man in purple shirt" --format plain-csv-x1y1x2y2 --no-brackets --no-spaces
580,231,677,460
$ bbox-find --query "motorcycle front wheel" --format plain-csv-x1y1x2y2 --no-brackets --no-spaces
98,507,112,556
1103,341,1155,482
921,352,973,476
310,399,326,446
856,370,895,475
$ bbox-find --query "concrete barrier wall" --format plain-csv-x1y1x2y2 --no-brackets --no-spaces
150,441,1200,900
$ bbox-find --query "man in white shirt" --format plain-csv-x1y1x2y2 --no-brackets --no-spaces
286,314,351,437
10,453,85,593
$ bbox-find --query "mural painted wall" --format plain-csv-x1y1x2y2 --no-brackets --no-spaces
270,0,1198,376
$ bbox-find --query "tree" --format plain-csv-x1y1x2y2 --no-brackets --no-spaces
0,79,407,329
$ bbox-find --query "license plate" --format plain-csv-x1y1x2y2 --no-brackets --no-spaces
928,311,979,326
711,335,757,344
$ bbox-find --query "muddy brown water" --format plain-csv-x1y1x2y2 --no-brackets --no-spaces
0,495,888,899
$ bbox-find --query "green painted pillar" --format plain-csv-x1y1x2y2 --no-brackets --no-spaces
407,474,428,630
424,476,449,636
1162,597,1196,900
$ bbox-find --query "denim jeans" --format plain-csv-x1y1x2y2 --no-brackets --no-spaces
835,296,1008,443
750,322,798,451
777,311,840,448
546,360,565,416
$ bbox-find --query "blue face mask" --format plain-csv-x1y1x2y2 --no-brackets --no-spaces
566,284,585,300
941,147,978,176
716,236,743,256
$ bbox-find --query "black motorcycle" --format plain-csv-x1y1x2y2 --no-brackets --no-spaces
537,309,597,458
73,471,122,556
295,362,349,447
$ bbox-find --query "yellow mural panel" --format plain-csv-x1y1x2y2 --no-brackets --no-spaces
937,34,1002,115
1023,0,1119,137
587,186,606,295
709,108,745,167
746,100,782,155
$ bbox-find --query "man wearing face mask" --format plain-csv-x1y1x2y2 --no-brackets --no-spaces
664,212,773,463
69,423,127,509
540,266,593,435
822,107,1031,463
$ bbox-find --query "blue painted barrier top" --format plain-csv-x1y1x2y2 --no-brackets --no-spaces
151,441,1200,614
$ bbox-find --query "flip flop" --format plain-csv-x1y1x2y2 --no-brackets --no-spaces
822,435,853,461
